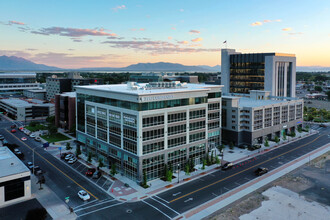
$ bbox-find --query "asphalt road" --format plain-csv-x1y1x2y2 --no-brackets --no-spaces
0,124,112,208
1,116,329,220
78,126,330,220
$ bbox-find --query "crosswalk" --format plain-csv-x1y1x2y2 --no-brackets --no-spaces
74,198,122,217
142,196,181,219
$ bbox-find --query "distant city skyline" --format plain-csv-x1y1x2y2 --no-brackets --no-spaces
0,0,329,68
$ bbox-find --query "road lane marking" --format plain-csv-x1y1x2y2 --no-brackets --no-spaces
73,199,99,209
234,182,240,186
244,177,251,181
223,187,230,191
212,193,218,197
169,134,325,203
142,200,171,219
77,202,123,217
5,130,99,200
154,195,170,204
172,192,182,196
150,197,180,215
74,199,116,212
184,198,193,203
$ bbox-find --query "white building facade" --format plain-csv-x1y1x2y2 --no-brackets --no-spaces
76,82,222,182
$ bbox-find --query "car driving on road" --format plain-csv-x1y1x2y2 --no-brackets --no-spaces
255,167,268,176
86,168,96,176
221,162,233,170
78,190,90,201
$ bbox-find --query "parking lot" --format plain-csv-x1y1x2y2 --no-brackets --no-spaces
61,158,113,192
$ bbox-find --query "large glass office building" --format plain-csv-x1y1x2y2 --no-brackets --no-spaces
221,49,296,97
76,82,222,182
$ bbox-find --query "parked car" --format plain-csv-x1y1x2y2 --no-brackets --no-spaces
255,167,268,176
33,166,41,174
68,157,77,164
21,137,27,141
14,149,20,154
221,162,233,170
19,127,24,131
92,171,101,179
319,124,327,128
2,139,8,145
86,168,96,176
78,190,90,201
0,135,4,140
27,162,34,170
35,137,41,142
30,133,36,138
11,124,16,128
65,154,75,161
11,129,16,133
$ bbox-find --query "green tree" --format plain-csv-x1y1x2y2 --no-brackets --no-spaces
229,142,234,150
164,164,168,180
298,126,302,133
185,163,190,175
142,170,147,187
76,145,81,156
314,86,322,92
326,91,330,101
46,116,55,125
110,163,117,176
215,155,220,166
202,159,206,170
274,136,280,143
47,124,57,136
87,152,92,163
98,158,104,168
210,151,214,164
264,138,269,147
66,142,71,150
189,159,195,172
283,132,287,140
291,132,296,137
167,170,173,182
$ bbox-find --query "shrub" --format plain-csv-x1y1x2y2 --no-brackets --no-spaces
87,152,92,163
110,163,117,176
264,139,269,147
98,158,104,168
66,142,71,150
229,142,234,150
202,159,206,170
185,163,190,175
274,136,280,143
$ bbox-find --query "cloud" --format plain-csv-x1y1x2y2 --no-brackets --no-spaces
282,27,292,31
112,5,126,11
179,9,184,12
189,30,200,34
168,36,172,40
171,27,176,30
8,20,25,25
71,37,82,42
26,48,38,51
130,28,145,31
288,32,303,35
30,27,117,37
177,41,189,44
101,40,219,55
251,21,263,26
191,37,203,42
0,50,32,58
189,44,202,47
251,19,282,26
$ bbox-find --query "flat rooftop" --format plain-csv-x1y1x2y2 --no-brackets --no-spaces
0,72,36,78
0,98,54,107
26,89,46,93
76,83,222,96
223,95,300,108
0,147,29,178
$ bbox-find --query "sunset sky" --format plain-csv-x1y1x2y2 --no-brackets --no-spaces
0,0,329,68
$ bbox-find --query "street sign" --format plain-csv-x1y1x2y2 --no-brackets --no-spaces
65,196,70,200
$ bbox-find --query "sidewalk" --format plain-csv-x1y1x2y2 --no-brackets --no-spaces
31,175,77,220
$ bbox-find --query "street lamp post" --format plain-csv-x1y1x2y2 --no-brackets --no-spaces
177,164,180,184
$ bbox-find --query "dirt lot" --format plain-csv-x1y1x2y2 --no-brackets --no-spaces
204,152,330,220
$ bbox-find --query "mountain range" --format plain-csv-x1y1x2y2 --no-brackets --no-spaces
0,55,329,72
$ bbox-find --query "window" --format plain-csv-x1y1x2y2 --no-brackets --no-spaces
208,92,221,98
142,154,165,181
123,140,137,154
208,121,220,130
109,110,121,123
97,107,107,119
109,122,121,135
143,141,164,155
97,118,107,130
143,128,164,141
123,127,137,141
189,121,205,131
97,129,107,141
189,132,205,143
208,112,220,120
109,134,121,147
208,102,220,110
168,124,186,136
168,112,186,123
4,178,26,201
86,105,95,115
143,115,164,127
168,136,186,148
190,109,206,119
